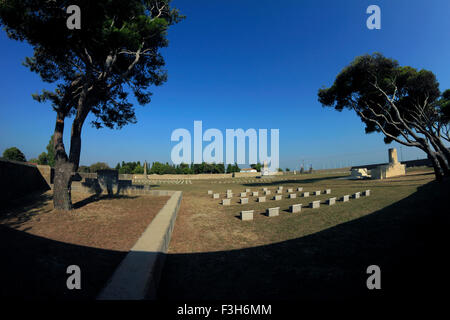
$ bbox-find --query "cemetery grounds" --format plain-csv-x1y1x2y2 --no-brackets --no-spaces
155,167,449,301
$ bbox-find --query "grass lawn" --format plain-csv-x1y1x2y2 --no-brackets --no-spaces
0,191,169,299
155,168,450,301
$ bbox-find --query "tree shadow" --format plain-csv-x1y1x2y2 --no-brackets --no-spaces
0,224,127,299
72,194,138,209
243,175,342,187
2,179,448,302
0,191,53,228
158,180,449,302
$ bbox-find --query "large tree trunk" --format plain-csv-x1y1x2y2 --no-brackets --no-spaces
427,136,450,177
427,151,444,182
53,159,74,211
433,137,450,175
52,82,90,211
52,112,75,210
435,152,450,177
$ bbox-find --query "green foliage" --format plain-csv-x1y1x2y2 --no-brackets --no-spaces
31,135,56,166
250,163,262,172
115,161,228,175
438,89,450,123
318,53,444,144
89,162,110,172
277,168,283,172
116,161,144,174
45,135,55,167
285,168,290,172
37,152,48,165
78,165,90,173
2,147,26,162
0,0,184,130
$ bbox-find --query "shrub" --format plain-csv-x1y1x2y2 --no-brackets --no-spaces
2,147,26,162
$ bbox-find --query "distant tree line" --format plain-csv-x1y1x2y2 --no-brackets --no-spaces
77,161,243,175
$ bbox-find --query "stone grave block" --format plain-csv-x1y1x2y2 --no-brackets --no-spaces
222,199,231,206
297,187,303,192
252,191,259,197
310,200,320,209
352,192,360,199
208,190,213,195
266,207,280,217
263,187,268,191
241,210,254,221
240,198,249,204
303,192,310,197
363,190,371,196
213,193,220,199
240,192,247,197
273,195,282,201
276,189,283,194
327,197,336,205
258,196,266,202
341,195,349,202
314,191,321,196
97,169,119,195
289,193,296,199
290,204,302,213
325,189,331,194
287,188,293,193
226,193,233,198
265,190,271,195
245,188,251,193
227,189,232,194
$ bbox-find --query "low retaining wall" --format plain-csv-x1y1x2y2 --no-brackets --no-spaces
97,190,182,300
133,173,232,180
71,179,169,196
0,159,50,203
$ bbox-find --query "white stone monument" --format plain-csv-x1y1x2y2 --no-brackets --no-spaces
371,148,406,180
261,160,270,176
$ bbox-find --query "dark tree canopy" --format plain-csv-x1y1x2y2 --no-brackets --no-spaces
0,0,183,129
318,53,450,180
2,147,27,162
318,53,441,143
0,0,184,210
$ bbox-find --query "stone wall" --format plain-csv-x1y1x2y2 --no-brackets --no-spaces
36,164,54,186
132,173,233,180
233,172,260,178
352,158,432,171
0,159,51,202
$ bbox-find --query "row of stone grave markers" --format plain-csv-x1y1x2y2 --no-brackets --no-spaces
207,178,277,184
208,187,333,205
135,179,193,184
208,186,316,196
240,190,371,221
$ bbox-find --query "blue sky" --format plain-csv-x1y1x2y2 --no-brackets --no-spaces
1,0,449,170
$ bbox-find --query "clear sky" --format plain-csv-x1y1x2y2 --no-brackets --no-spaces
1,0,449,170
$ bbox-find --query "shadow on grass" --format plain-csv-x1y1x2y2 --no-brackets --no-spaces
243,175,342,187
0,191,53,227
158,180,450,302
1,180,448,302
0,224,127,299
72,194,138,209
